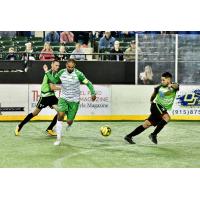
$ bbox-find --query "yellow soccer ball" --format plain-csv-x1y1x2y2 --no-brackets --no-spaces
100,126,111,137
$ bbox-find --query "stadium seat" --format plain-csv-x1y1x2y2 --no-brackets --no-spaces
32,41,44,46
12,36,28,42
66,46,75,53
52,46,60,52
1,46,12,52
50,42,60,46
14,41,27,46
34,46,43,52
0,37,12,41
29,37,43,42
16,46,26,52
116,38,124,42
121,47,127,52
123,37,135,42
0,41,14,46
64,42,76,46
120,42,130,48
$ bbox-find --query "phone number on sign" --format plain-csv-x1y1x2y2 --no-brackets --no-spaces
172,109,200,115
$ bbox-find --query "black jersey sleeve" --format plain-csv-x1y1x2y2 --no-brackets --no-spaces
150,85,161,102
154,85,161,94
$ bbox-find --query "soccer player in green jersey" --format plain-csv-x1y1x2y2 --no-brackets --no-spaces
124,72,179,144
15,60,60,136
43,58,96,145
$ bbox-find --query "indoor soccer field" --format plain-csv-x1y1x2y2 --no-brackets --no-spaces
0,121,200,168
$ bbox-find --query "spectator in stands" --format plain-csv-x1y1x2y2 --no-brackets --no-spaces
73,31,90,46
45,31,60,43
124,40,136,62
39,42,55,61
99,31,116,50
5,47,17,60
91,31,101,40
22,42,35,61
0,31,16,38
60,31,74,44
139,65,154,84
70,43,86,60
58,45,68,61
110,40,123,61
119,31,135,38
16,31,32,37
124,40,142,62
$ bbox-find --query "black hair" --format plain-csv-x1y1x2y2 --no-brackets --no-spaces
162,72,172,78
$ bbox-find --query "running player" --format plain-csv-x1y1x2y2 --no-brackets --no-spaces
124,72,179,144
15,60,60,136
43,58,96,145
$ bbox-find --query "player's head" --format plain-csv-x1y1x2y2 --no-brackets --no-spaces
51,59,60,72
161,72,172,86
66,58,76,73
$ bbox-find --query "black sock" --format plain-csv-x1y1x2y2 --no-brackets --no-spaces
18,113,34,131
152,119,167,136
46,114,58,131
127,125,146,138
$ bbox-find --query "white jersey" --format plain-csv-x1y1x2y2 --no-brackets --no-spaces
60,69,81,102
46,68,96,103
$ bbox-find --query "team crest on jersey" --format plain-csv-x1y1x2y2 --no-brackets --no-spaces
159,87,173,97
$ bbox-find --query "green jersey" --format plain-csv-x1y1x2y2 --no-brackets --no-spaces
41,69,58,97
154,83,179,110
46,68,96,102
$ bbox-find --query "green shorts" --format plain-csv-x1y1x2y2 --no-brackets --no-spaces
58,98,79,121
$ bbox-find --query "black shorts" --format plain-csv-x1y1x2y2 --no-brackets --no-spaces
147,103,168,126
36,95,58,110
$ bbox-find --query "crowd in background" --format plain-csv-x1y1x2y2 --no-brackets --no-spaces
2,31,195,62
1,31,200,84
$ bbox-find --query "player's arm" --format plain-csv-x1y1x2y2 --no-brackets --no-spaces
168,83,179,91
43,64,61,84
49,83,61,91
150,85,160,103
77,70,96,101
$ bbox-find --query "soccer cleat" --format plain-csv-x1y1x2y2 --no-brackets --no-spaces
149,133,158,144
15,125,20,136
46,129,57,136
124,135,136,144
54,139,61,146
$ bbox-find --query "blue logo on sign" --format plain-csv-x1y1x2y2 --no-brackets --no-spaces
176,89,200,107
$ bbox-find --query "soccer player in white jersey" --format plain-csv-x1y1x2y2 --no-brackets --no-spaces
43,58,96,145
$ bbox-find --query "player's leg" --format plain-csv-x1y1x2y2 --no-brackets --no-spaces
46,113,58,136
54,111,65,145
149,113,170,144
124,120,152,144
46,96,59,136
54,98,68,145
66,102,79,131
15,96,48,136
15,107,41,136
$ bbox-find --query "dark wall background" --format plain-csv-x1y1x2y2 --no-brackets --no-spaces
0,61,135,84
